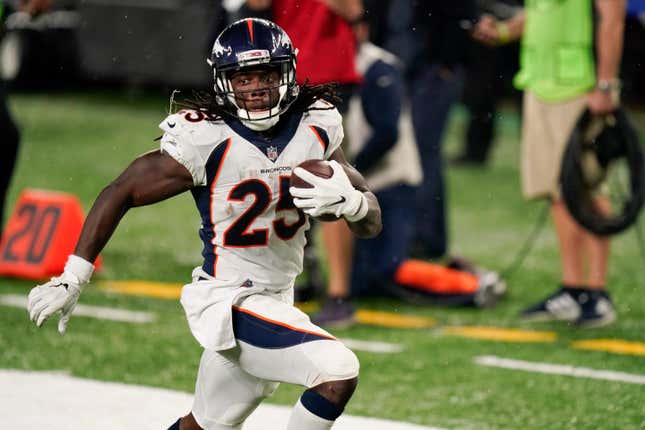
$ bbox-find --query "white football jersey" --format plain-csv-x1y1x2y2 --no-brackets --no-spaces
159,102,343,291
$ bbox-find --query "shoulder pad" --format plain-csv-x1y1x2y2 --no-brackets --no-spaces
308,99,337,111
159,110,227,186
303,105,344,159
159,110,225,146
304,104,342,128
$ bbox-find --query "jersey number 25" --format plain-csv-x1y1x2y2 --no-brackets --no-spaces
224,176,306,247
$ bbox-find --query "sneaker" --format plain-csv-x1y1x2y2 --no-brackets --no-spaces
311,297,356,328
520,288,581,322
473,270,507,308
573,290,616,328
446,257,507,308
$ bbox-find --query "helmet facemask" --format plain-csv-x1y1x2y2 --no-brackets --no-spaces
212,53,298,131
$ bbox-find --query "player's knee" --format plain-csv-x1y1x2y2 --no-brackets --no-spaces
311,376,359,407
310,341,360,385
178,412,203,430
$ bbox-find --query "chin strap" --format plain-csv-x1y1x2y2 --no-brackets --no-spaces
241,115,280,131
235,100,283,130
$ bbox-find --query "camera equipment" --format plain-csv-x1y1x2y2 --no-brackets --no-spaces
560,108,644,236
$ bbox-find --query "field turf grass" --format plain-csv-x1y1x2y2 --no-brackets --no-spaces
1,91,644,430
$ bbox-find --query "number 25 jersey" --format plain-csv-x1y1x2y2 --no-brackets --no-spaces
158,103,343,291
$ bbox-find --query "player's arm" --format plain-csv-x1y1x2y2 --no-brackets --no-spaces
328,148,382,238
27,150,193,334
74,150,194,262
290,148,382,239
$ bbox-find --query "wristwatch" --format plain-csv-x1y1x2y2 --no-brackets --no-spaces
596,79,621,93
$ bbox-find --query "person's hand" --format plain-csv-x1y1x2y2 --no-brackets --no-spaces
587,88,618,115
27,255,94,334
246,0,272,10
317,0,363,23
19,0,53,16
28,275,81,334
472,14,500,46
290,160,368,222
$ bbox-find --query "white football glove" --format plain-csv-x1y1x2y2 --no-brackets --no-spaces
27,255,94,334
290,160,369,222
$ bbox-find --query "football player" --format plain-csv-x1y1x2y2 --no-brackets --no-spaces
26,18,381,430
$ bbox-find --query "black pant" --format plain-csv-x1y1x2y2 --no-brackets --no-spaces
460,42,519,163
0,82,21,237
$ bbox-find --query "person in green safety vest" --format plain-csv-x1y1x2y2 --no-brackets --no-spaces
472,0,626,327
0,0,52,243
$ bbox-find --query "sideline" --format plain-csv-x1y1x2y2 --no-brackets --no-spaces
1,293,406,355
0,369,447,430
7,284,645,355
100,281,437,329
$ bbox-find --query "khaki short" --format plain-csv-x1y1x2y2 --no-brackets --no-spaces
521,91,587,200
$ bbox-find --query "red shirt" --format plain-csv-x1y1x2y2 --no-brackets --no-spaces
272,0,361,85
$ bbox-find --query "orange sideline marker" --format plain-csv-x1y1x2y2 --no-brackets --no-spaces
394,259,478,294
0,189,101,280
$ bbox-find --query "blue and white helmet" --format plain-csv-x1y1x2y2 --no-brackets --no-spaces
208,18,298,130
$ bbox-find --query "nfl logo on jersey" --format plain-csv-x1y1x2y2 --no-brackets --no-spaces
267,146,278,161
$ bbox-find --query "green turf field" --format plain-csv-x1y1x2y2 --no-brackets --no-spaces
1,92,644,430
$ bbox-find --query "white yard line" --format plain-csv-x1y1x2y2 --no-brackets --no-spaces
0,369,447,430
0,294,154,323
1,293,402,354
474,355,645,385
340,338,404,353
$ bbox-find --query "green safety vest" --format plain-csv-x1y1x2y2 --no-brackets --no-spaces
514,0,596,102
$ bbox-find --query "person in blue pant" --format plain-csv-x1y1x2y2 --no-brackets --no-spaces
312,15,504,327
312,14,421,326
406,0,479,259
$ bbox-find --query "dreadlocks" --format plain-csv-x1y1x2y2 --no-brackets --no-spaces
176,81,341,121
289,81,342,113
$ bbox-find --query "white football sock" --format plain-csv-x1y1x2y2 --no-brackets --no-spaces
286,399,335,430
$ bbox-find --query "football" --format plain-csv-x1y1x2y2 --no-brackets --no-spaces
290,159,341,222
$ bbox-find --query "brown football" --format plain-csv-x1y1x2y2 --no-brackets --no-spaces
290,159,341,222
